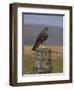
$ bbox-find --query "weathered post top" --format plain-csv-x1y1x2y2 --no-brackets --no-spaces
36,48,51,52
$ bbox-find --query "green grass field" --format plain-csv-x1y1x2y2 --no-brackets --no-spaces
23,45,63,74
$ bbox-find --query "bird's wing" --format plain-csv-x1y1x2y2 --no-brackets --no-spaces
35,30,44,44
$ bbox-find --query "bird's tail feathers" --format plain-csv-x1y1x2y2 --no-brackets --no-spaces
32,43,39,51
32,47,36,51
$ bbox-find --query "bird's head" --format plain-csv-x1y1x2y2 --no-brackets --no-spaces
45,27,48,31
45,27,48,30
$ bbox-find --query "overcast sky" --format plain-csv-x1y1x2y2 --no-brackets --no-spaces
24,14,63,27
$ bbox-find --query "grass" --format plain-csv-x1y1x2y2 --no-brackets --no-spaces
23,45,63,74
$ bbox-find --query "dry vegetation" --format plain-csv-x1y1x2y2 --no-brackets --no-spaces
23,45,63,74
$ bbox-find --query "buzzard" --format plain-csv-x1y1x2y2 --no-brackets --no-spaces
32,27,48,51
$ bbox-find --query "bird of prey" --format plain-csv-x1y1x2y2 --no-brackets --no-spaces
32,27,48,51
